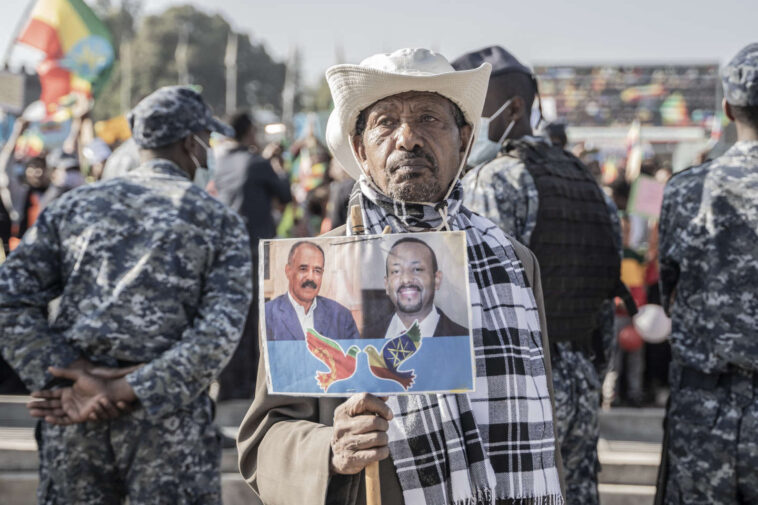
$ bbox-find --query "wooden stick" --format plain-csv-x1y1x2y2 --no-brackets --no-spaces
349,204,382,505
350,205,365,236
365,460,382,505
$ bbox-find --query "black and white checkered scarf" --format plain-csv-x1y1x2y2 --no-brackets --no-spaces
350,178,563,505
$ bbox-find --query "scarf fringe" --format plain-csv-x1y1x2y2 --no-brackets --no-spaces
451,488,564,505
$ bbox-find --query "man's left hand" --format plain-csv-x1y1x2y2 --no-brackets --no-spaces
28,365,139,425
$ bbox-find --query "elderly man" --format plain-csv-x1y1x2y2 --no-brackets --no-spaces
238,48,564,505
655,43,758,505
0,86,252,504
265,240,359,341
364,237,467,338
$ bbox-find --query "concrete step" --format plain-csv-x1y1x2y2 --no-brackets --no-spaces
0,428,242,473
598,407,665,443
0,473,657,505
599,483,655,505
0,396,253,429
1,396,664,505
0,396,35,428
597,439,661,486
0,472,260,505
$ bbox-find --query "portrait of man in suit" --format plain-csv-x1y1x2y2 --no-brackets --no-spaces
364,237,468,339
265,240,360,341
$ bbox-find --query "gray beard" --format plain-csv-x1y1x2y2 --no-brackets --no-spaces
387,178,442,203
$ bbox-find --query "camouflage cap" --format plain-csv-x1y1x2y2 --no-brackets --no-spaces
127,86,234,149
722,43,758,106
452,45,533,78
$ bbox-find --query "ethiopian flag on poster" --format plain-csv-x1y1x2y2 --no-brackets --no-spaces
16,0,114,114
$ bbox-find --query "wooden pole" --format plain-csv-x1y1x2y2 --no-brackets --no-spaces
349,204,382,505
349,205,365,236
365,461,382,505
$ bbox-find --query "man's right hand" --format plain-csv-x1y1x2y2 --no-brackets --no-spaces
330,393,393,475
28,360,140,424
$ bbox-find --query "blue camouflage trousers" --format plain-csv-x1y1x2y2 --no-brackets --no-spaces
661,363,758,505
552,343,601,505
35,394,222,505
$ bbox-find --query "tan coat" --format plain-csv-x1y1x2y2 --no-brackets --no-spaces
237,237,565,505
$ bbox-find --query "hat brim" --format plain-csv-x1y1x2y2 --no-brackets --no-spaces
325,63,491,180
207,117,235,138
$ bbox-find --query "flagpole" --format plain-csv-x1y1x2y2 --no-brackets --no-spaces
2,0,35,68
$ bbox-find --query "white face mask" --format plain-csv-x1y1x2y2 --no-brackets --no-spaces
467,98,515,167
189,134,215,189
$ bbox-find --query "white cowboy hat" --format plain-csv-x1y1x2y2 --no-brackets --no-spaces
325,48,492,180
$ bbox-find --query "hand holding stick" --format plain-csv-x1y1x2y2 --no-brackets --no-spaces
349,205,386,505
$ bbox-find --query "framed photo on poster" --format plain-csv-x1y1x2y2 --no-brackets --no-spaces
259,231,474,396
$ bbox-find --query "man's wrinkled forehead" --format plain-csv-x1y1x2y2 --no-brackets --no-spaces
362,91,457,119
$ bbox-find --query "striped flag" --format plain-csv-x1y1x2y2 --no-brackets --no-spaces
16,0,114,114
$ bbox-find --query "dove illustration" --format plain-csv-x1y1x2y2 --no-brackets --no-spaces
364,321,422,390
305,328,360,392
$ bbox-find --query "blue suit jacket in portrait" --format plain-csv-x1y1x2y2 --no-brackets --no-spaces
264,294,361,341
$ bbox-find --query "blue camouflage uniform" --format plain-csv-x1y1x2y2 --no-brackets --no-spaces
656,43,758,505
462,135,621,505
0,86,253,505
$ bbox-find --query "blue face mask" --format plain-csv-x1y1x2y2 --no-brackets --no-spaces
467,98,514,167
190,134,215,189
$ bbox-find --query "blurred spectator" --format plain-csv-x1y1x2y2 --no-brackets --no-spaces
608,214,647,407
321,158,355,232
213,110,291,401
15,156,50,240
40,150,86,208
289,132,330,203
0,119,30,394
82,138,112,180
545,122,568,149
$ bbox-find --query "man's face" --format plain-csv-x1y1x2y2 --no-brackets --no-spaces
352,91,471,202
385,241,442,317
285,244,324,306
25,161,48,189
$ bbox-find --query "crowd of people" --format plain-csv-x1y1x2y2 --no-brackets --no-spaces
0,41,756,505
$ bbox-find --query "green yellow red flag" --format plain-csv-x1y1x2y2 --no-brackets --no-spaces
16,0,114,114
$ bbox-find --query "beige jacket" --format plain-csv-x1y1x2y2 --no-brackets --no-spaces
237,236,565,505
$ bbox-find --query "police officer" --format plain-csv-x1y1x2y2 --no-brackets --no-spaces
656,43,758,504
0,86,253,504
453,46,625,505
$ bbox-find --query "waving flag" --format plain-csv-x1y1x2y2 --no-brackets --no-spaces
364,321,422,390
305,328,360,392
16,0,114,114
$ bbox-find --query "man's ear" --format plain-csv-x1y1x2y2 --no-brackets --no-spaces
181,134,196,153
458,124,472,153
723,98,735,121
434,270,442,290
351,134,367,165
507,96,527,123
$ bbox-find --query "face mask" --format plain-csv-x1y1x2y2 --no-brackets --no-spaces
189,134,215,189
467,98,515,167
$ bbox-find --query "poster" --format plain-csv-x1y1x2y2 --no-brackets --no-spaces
259,231,474,396
627,175,665,219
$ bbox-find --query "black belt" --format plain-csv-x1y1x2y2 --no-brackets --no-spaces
680,366,758,390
